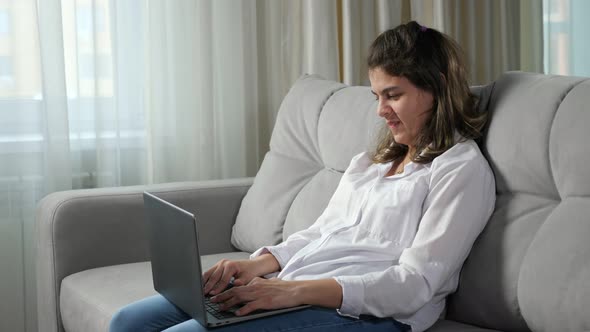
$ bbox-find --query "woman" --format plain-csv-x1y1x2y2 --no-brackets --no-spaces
110,21,495,332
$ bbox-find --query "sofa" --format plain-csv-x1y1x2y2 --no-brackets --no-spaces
36,71,590,332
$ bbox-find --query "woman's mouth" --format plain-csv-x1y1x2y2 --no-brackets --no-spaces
387,119,401,128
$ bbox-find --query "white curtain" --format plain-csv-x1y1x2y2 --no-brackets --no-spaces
0,1,543,331
1,0,263,331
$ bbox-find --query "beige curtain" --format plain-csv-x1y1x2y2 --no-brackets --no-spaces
273,0,543,87
255,0,341,159
435,0,543,84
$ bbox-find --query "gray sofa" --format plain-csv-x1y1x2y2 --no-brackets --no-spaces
36,71,590,332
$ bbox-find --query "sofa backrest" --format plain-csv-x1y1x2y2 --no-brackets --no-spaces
447,72,590,332
231,72,590,332
232,74,379,251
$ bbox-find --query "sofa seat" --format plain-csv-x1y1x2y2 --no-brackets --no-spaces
59,252,250,332
60,251,500,332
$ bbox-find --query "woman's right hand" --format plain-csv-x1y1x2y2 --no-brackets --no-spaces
202,253,280,296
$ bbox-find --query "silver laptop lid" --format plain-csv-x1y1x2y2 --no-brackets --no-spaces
143,191,311,328
143,191,208,326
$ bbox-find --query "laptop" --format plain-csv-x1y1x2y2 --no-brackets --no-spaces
143,191,310,328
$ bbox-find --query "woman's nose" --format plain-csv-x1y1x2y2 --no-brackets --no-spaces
377,100,391,118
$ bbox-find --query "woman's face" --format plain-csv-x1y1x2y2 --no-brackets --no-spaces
369,67,434,152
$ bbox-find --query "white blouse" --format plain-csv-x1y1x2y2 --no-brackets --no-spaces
251,139,496,332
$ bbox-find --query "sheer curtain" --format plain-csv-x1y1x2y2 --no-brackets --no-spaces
1,1,262,331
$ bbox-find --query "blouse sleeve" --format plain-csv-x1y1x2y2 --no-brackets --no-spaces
334,153,496,317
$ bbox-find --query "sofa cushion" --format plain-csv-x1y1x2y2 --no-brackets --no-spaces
447,72,590,331
231,75,348,252
281,168,342,238
517,79,590,331
283,86,383,238
231,74,383,252
59,252,250,332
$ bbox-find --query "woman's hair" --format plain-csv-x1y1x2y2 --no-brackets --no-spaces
368,21,487,164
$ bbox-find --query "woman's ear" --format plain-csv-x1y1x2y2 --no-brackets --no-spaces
439,72,447,85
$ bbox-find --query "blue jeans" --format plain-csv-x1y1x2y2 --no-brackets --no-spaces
110,295,411,332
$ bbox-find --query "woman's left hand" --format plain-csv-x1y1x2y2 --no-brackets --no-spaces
210,277,304,316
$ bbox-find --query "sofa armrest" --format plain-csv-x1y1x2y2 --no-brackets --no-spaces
35,177,253,332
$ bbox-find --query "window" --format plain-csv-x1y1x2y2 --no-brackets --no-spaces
0,0,134,157
76,6,106,34
78,53,112,79
0,55,13,87
0,9,10,35
543,0,590,76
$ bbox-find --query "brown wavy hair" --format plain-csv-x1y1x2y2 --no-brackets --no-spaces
368,21,487,164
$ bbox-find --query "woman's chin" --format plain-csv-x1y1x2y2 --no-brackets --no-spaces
391,133,409,146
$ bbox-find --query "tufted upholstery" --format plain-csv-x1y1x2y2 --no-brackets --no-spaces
447,72,590,332
232,72,590,331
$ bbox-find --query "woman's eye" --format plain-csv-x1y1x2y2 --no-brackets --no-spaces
374,94,401,101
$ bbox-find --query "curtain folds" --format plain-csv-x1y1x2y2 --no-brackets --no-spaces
437,0,543,84
337,0,544,86
2,1,264,331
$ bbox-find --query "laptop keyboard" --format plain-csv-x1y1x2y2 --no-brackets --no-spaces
204,297,238,319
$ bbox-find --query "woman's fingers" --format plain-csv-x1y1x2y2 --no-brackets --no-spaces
212,278,300,315
233,292,276,316
202,262,220,285
202,265,222,294
209,267,235,295
212,287,256,311
217,294,243,311
231,278,245,286
235,300,265,316
233,274,257,286
204,259,267,296
232,270,260,286
203,260,234,295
